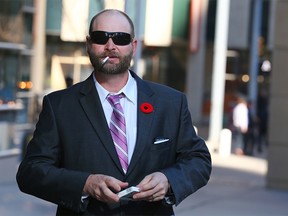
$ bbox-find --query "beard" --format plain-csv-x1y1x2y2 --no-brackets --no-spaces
88,51,133,75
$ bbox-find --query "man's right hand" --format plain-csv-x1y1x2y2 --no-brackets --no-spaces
83,174,129,203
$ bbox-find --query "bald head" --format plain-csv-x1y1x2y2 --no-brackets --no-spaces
89,9,135,39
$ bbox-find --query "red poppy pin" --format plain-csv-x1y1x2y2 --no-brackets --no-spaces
140,102,154,114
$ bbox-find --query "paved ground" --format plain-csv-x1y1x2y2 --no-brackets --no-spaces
1,150,288,215
174,153,288,216
0,155,56,216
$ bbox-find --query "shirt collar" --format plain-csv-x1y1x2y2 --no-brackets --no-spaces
93,71,137,104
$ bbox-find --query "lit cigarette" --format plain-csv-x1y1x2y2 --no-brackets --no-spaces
102,56,109,65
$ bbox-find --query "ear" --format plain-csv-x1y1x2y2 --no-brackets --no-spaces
86,35,91,53
132,39,138,57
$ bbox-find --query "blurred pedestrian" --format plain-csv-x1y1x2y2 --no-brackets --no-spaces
16,9,211,215
65,76,73,88
232,96,248,155
256,89,269,153
243,100,256,156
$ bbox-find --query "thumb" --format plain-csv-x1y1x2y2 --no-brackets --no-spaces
110,180,129,193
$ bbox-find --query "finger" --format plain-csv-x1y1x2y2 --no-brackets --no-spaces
137,175,153,188
132,186,157,200
148,194,154,202
97,186,120,203
91,176,128,203
135,185,167,201
148,193,162,202
152,190,166,200
106,178,129,193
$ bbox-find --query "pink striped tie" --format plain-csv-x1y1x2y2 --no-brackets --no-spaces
107,94,128,173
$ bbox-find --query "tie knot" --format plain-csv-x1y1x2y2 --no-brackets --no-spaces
107,93,124,106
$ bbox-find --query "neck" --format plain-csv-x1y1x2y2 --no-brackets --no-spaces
94,71,129,93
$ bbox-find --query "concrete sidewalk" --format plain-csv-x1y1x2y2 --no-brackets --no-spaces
174,153,288,216
1,152,288,215
0,155,56,216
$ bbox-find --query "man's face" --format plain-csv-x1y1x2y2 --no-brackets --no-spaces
86,12,137,75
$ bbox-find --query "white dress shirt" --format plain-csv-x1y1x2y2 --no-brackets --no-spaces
233,102,248,132
93,72,137,163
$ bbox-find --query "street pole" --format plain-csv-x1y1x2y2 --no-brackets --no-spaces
248,0,263,115
31,0,46,95
208,0,230,150
185,0,208,124
132,0,144,76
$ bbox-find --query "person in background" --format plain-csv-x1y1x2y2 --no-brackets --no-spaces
65,76,73,88
16,9,211,215
256,89,269,153
243,100,256,156
232,96,248,155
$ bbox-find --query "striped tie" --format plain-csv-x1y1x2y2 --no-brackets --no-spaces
107,94,128,173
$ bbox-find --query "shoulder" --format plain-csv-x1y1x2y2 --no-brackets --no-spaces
44,74,94,104
48,75,93,97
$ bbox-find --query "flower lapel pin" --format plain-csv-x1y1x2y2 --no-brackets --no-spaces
140,102,154,114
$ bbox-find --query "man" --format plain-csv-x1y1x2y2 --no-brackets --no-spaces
17,9,211,215
232,96,248,155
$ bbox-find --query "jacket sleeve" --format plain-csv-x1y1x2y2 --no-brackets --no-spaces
16,95,90,213
161,94,212,206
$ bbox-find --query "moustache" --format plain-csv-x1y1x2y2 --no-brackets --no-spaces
102,52,119,58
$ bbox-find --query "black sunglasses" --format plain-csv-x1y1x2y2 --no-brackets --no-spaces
89,31,132,46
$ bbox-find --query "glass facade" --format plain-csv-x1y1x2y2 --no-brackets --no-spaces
0,0,34,152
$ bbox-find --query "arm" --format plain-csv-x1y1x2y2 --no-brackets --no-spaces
16,96,91,212
161,94,212,205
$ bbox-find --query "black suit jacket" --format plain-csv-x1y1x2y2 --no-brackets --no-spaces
16,71,211,215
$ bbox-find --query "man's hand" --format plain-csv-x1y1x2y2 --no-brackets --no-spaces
83,174,128,203
133,172,169,202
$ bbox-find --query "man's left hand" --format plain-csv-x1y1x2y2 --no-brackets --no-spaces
133,172,169,202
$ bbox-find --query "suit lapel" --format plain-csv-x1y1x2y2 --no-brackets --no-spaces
126,72,156,176
79,75,123,172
